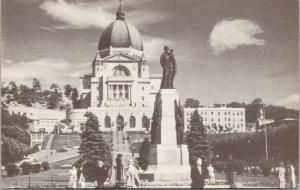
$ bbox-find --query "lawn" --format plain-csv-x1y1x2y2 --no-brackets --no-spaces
1,168,297,188
1,168,70,188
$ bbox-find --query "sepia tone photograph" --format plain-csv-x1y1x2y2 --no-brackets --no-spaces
1,0,299,188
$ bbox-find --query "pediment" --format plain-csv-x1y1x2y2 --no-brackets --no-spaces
102,53,139,62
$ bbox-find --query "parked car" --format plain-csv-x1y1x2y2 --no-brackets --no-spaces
60,164,72,169
15,156,37,166
56,147,68,152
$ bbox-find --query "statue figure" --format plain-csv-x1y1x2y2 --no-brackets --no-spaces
175,100,184,144
160,46,177,89
150,93,162,144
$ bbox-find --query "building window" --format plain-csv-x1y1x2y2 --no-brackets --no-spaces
105,116,111,128
130,116,136,128
142,116,149,128
211,112,213,115
142,87,144,90
112,66,130,76
39,128,45,132
142,96,144,101
218,112,220,115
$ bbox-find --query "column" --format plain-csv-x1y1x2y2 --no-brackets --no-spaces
116,85,119,99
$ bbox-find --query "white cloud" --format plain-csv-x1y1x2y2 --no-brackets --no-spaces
209,19,265,54
2,58,90,88
40,26,57,32
143,36,172,62
274,94,299,110
40,0,114,29
40,0,167,30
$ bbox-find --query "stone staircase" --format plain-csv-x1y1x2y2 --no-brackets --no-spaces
111,131,133,182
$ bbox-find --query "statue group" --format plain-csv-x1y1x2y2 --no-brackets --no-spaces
160,46,177,89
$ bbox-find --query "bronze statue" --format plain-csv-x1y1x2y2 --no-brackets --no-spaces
175,100,184,144
150,93,162,144
160,46,177,89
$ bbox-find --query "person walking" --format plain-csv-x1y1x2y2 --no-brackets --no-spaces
207,163,215,184
277,161,286,188
190,157,205,188
226,155,234,187
125,159,140,188
287,164,296,188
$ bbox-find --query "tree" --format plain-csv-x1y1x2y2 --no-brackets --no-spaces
185,98,200,108
18,85,34,106
139,138,151,171
251,98,263,105
227,102,245,108
32,78,41,102
186,110,211,164
47,85,62,109
78,112,112,186
50,83,59,91
32,78,41,92
9,81,18,100
71,88,79,108
64,84,72,98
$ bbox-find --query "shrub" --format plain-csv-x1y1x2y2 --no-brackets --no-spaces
232,160,247,175
6,163,19,177
212,161,227,173
139,138,150,171
31,163,41,173
20,162,32,175
259,159,275,177
251,167,260,176
41,161,50,171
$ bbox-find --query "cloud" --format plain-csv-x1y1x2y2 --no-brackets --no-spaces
209,19,265,54
2,58,90,88
40,26,57,32
143,36,172,62
274,94,299,109
40,0,114,29
40,0,168,30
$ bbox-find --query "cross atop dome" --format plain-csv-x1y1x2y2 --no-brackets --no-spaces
116,0,125,20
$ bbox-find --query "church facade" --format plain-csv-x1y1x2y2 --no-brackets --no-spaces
69,7,161,132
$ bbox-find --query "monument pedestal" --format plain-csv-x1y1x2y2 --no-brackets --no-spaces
139,89,190,181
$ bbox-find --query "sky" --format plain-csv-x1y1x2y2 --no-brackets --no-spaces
2,0,299,109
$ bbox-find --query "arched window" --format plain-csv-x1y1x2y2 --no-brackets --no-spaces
142,116,149,129
130,116,136,128
105,116,111,128
112,66,130,76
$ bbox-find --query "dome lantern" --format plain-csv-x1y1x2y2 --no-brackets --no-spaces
97,1,143,55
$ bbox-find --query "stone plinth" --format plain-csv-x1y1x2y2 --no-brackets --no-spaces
160,89,179,145
140,89,190,181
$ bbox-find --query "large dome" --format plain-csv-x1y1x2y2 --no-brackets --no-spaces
98,8,143,51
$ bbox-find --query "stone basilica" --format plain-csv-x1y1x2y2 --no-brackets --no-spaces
69,6,161,132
